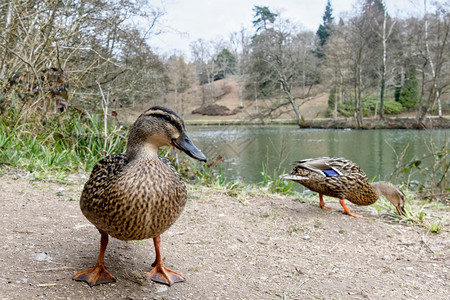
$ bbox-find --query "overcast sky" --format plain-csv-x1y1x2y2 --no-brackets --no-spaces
149,0,423,60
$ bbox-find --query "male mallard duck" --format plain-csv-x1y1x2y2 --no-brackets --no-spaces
280,157,405,218
73,106,206,287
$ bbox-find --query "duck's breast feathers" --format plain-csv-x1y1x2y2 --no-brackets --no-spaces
105,157,187,234
159,156,182,179
80,154,185,209
114,156,185,197
81,155,187,240
81,153,129,200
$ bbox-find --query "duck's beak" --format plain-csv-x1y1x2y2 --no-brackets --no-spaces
395,204,406,216
172,132,207,162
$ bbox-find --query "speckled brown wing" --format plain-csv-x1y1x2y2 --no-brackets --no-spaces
80,155,187,241
79,153,129,235
325,157,366,177
80,153,129,203
290,157,371,202
321,158,375,204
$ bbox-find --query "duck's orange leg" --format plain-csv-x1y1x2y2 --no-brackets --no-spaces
339,199,363,218
318,194,334,210
73,232,116,287
147,235,184,286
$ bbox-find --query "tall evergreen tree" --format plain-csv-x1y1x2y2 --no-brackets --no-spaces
316,0,334,57
399,65,419,109
252,6,278,33
214,48,236,80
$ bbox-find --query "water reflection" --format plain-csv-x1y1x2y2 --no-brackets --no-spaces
187,126,449,184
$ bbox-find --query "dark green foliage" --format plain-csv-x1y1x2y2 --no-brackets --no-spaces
316,0,334,46
316,0,334,58
398,66,419,109
252,6,278,32
246,30,279,99
328,86,338,108
365,98,403,115
214,49,236,80
338,97,403,117
394,73,402,102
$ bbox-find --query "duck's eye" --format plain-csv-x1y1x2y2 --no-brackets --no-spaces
163,115,171,121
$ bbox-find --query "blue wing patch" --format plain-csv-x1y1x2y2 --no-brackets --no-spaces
323,169,339,177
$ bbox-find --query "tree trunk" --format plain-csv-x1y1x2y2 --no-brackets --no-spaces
238,78,244,108
354,65,363,128
379,10,387,120
288,95,302,126
380,72,385,119
0,1,13,79
437,94,442,117
302,54,306,98
174,87,178,112
417,0,442,123
201,85,206,105
420,83,439,121
333,84,338,120
417,62,427,121
281,81,302,126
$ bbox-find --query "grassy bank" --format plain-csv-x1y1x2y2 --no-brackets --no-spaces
0,109,127,179
0,109,448,234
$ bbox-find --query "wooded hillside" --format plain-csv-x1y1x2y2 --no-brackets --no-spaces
0,0,449,127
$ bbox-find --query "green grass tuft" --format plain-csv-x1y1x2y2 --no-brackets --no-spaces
0,109,127,180
372,192,447,233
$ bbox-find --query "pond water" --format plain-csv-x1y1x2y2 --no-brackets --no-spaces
187,126,449,184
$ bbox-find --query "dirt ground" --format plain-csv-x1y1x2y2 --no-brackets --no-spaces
1,173,449,300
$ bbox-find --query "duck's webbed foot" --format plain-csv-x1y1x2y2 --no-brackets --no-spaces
147,263,185,286
148,235,185,286
73,264,116,287
73,232,115,287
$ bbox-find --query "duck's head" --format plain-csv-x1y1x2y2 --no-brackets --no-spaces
126,106,207,162
371,182,406,216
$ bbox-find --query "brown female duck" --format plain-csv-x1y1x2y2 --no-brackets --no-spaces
73,106,206,287
280,157,405,218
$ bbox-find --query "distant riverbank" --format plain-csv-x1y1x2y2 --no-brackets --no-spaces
300,117,450,129
185,116,450,129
